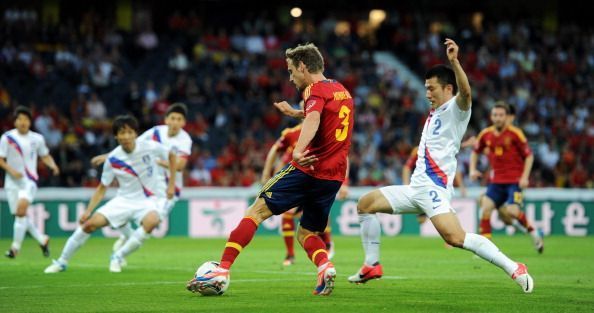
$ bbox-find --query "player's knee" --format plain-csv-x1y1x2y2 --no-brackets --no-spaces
443,233,465,248
82,222,97,233
141,212,160,232
356,194,375,214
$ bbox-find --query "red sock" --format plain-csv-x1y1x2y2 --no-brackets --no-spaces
303,234,328,267
220,217,259,269
479,218,492,238
281,213,295,257
517,212,534,232
320,229,332,250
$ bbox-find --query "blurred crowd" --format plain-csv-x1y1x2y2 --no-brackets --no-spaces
0,6,592,189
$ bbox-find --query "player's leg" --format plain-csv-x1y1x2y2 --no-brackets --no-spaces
5,189,27,258
427,188,533,293
320,222,334,259
44,213,109,273
281,207,298,265
297,178,341,296
110,210,160,272
505,202,544,253
349,185,418,284
480,185,505,239
112,223,134,252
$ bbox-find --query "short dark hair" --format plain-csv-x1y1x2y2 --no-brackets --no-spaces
425,65,457,95
112,115,139,135
14,106,32,122
508,103,516,115
493,101,510,114
285,43,324,73
166,102,188,118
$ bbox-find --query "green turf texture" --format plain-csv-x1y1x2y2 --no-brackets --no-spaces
1,236,593,313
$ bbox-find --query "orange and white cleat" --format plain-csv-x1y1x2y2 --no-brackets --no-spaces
512,263,534,293
348,262,383,284
313,262,336,296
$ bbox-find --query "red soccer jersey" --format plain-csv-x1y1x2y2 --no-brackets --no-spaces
474,125,532,184
276,124,302,164
291,79,354,182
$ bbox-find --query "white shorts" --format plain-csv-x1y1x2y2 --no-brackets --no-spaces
379,185,456,218
6,183,37,214
96,196,160,228
157,197,177,220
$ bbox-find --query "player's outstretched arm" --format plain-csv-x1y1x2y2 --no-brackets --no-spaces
519,154,534,189
261,143,280,184
80,183,107,224
292,111,320,169
445,38,471,111
274,101,304,119
469,151,482,181
41,154,60,175
90,154,108,167
166,151,177,199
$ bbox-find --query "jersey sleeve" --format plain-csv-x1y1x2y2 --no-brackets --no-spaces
0,135,7,158
513,129,532,158
303,85,325,116
178,135,192,160
100,157,115,186
138,127,153,142
450,95,472,121
36,135,50,157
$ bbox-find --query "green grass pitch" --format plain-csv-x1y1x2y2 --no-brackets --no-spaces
1,236,593,312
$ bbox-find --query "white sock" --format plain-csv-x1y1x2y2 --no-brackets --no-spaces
359,213,381,266
463,233,517,276
11,216,28,251
58,227,91,264
114,227,149,259
27,219,47,244
119,223,134,239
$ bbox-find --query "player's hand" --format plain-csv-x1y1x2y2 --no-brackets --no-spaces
79,211,91,224
274,101,302,118
167,184,175,199
444,38,459,62
293,149,318,171
51,166,60,176
469,169,482,181
90,155,106,167
519,177,529,189
336,185,349,200
10,170,23,180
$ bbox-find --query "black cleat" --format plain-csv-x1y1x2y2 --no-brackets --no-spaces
40,237,50,257
5,248,17,259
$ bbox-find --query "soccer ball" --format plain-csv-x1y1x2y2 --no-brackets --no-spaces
194,261,230,296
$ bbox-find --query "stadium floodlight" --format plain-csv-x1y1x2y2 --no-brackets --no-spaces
290,7,302,18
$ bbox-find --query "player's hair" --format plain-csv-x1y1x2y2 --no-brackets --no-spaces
166,102,188,118
493,101,510,114
14,106,32,122
425,65,458,95
285,43,324,73
112,115,139,135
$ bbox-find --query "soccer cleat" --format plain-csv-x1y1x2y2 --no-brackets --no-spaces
533,229,544,254
511,263,534,293
283,255,295,266
313,262,336,296
5,248,18,259
44,259,67,273
112,235,128,252
109,255,123,273
187,266,230,293
40,236,50,257
348,263,383,284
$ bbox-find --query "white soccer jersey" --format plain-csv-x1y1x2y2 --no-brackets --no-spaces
0,129,49,189
138,125,192,196
101,140,171,199
411,96,471,194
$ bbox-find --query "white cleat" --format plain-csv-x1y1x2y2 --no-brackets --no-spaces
110,255,123,273
533,229,544,254
44,260,67,273
112,236,128,252
512,263,534,293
